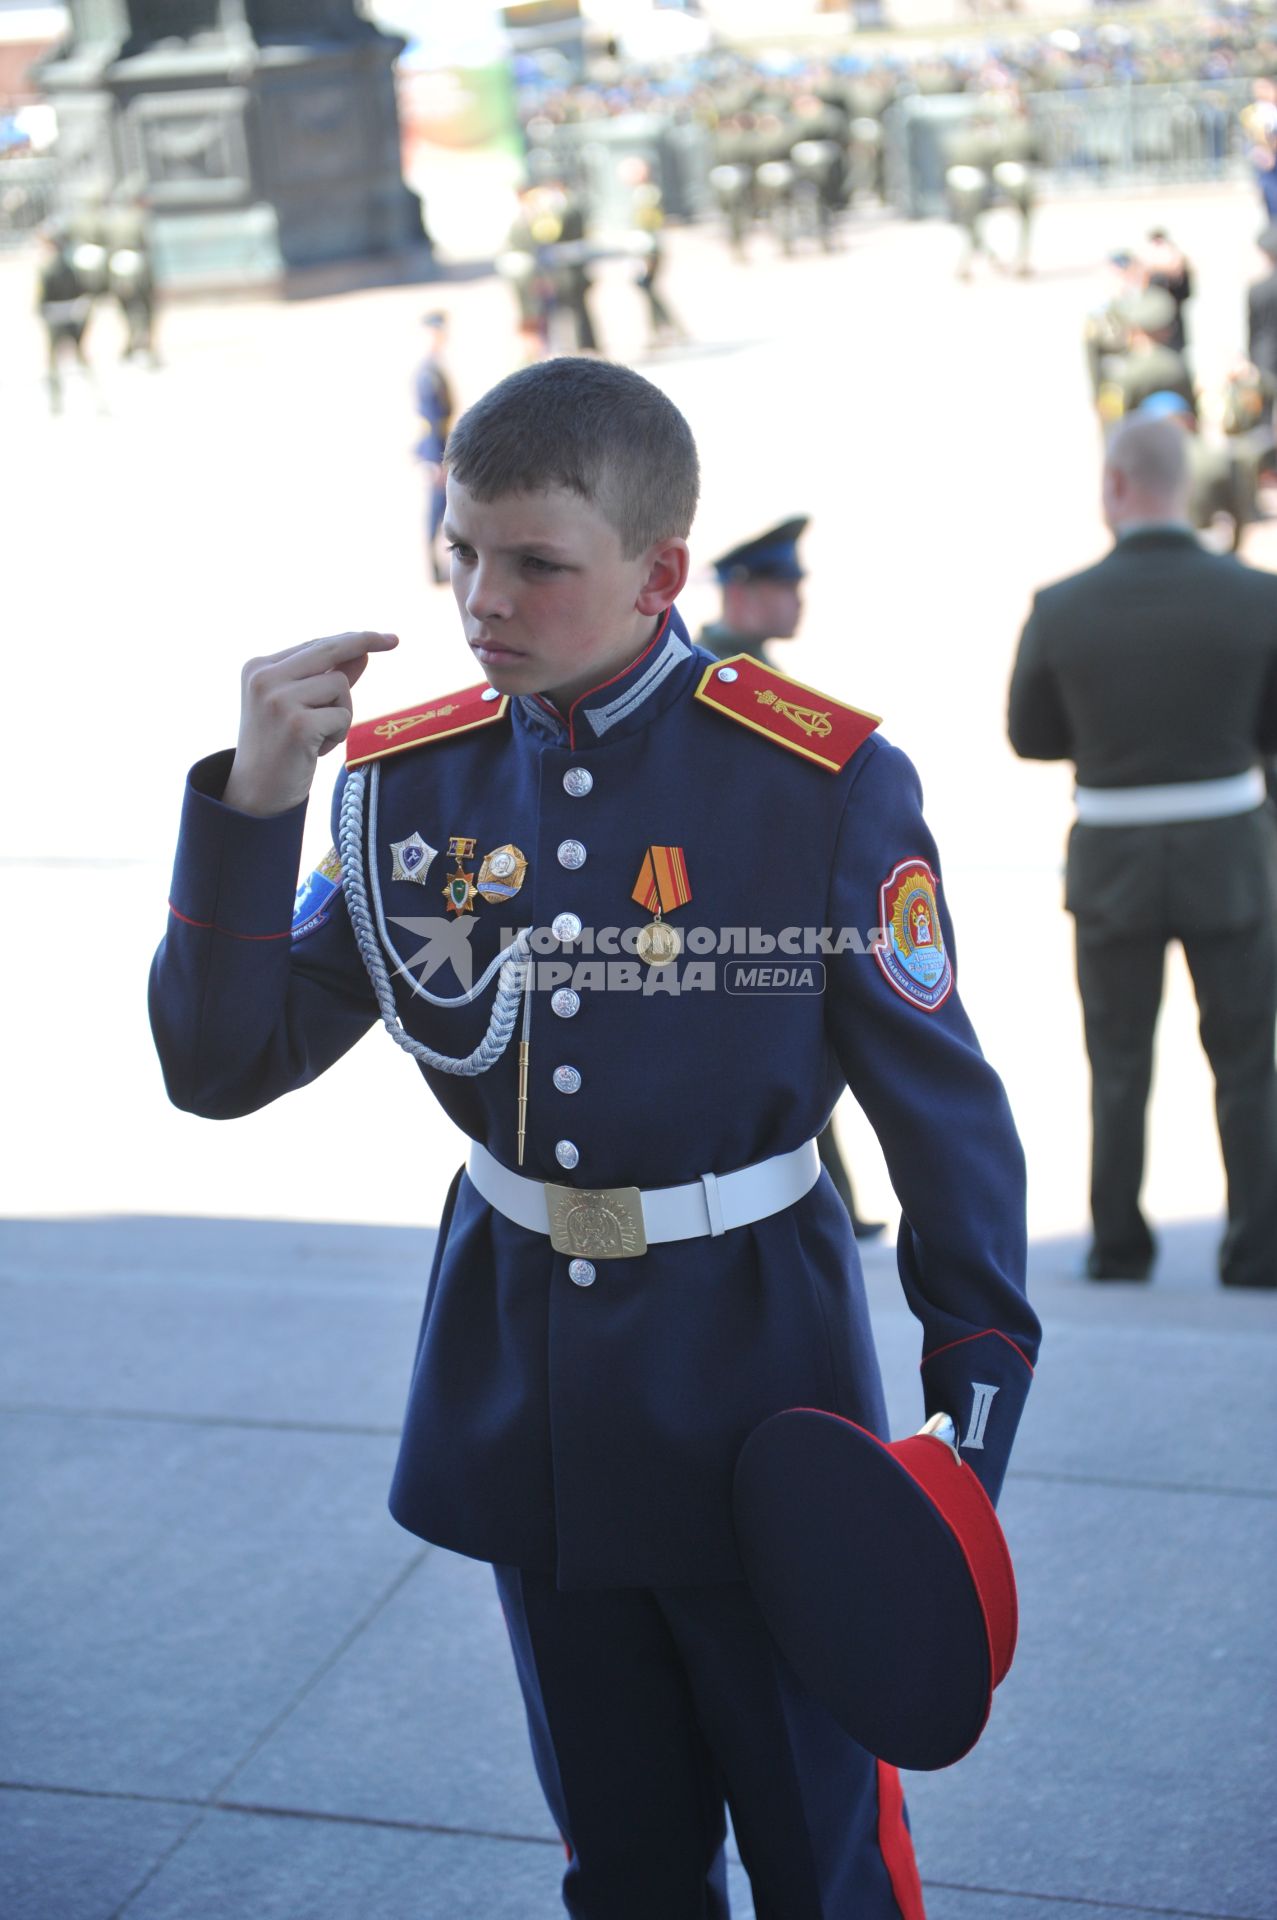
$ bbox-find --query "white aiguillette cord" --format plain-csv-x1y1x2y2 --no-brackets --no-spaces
338,764,531,1077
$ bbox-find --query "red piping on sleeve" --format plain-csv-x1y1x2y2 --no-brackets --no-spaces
921,1328,1034,1376
167,902,291,942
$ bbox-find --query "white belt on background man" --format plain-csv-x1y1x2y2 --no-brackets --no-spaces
1074,767,1266,828
466,1137,822,1261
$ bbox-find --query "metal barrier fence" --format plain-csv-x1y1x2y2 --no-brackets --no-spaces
883,80,1256,219
0,154,56,246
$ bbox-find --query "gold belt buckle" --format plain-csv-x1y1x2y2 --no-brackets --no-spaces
545,1184,648,1260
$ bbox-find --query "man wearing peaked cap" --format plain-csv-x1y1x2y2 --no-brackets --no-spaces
700,515,808,667
702,514,886,1242
1098,286,1195,426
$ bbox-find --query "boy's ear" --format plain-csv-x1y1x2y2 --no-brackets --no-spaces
635,537,690,615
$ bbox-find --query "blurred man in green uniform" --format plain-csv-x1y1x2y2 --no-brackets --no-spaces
1138,390,1256,554
1096,288,1195,429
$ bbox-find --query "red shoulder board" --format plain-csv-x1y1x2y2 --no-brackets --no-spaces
346,683,509,768
694,655,879,773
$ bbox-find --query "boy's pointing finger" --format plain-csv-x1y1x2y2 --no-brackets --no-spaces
315,630,400,671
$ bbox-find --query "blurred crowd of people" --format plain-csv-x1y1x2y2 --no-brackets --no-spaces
516,8,1277,143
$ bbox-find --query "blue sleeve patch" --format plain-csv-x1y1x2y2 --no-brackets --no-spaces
292,847,343,942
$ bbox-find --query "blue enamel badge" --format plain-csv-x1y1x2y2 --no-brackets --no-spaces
292,846,342,942
875,858,953,1011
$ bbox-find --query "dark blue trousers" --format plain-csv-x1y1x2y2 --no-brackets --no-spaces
495,1565,925,1919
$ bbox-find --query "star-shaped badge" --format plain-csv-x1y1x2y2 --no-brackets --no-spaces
390,833,438,885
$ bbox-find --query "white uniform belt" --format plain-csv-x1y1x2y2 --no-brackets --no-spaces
1074,768,1266,827
466,1137,822,1260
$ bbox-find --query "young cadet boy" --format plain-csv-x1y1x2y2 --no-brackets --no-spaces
151,358,1039,1919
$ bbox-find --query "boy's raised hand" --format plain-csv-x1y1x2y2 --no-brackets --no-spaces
222,631,399,817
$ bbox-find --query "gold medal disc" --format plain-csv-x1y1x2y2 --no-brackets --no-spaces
636,919,682,968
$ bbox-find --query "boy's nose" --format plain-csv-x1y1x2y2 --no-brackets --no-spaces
465,566,513,623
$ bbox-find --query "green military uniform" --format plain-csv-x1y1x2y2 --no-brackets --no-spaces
1096,290,1195,428
1009,526,1277,1287
699,624,769,667
1133,391,1255,553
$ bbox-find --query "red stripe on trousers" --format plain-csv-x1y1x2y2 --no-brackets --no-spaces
877,1760,926,1919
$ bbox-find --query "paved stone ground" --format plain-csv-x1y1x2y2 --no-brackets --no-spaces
2,178,1275,1917
2,1215,1273,1919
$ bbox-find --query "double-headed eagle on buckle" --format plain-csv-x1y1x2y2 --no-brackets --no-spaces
545,1185,648,1259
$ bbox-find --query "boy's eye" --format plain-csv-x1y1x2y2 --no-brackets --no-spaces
447,542,474,562
522,556,563,574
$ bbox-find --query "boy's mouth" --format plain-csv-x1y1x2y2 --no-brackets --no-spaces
470,638,527,663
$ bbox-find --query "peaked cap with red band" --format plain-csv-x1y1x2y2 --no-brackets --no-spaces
733,1409,1018,1771
695,655,879,773
346,683,509,769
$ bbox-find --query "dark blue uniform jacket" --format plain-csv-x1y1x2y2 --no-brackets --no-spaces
150,612,1039,1590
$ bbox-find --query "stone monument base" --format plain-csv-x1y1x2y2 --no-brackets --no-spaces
42,19,428,290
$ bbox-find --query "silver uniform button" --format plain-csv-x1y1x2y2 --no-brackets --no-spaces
563,766,594,798
481,686,501,701
553,1065,582,1095
552,912,583,943
551,988,581,1019
557,838,588,870
569,1259,596,1287
716,666,739,683
555,1139,580,1169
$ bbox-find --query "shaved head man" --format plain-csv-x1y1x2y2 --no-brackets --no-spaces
1009,414,1277,1289
1101,414,1191,530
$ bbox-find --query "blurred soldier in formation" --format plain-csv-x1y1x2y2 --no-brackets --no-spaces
945,161,994,281
103,183,158,365
1143,227,1193,354
752,152,796,255
498,185,557,362
700,514,885,1242
620,156,688,349
1245,223,1277,422
1136,390,1256,554
35,222,99,415
546,178,601,354
944,98,1040,280
786,89,850,250
708,112,756,259
788,134,843,250
990,96,1040,277
1009,415,1277,1289
1095,288,1195,430
943,113,998,281
1084,251,1145,401
413,311,455,585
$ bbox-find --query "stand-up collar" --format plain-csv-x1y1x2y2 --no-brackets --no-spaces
514,607,696,749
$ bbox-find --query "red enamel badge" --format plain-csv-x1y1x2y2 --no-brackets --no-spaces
346,684,509,768
695,655,879,773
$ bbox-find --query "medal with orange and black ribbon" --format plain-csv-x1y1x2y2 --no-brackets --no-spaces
631,845,691,967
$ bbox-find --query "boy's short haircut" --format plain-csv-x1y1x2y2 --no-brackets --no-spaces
444,357,700,558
